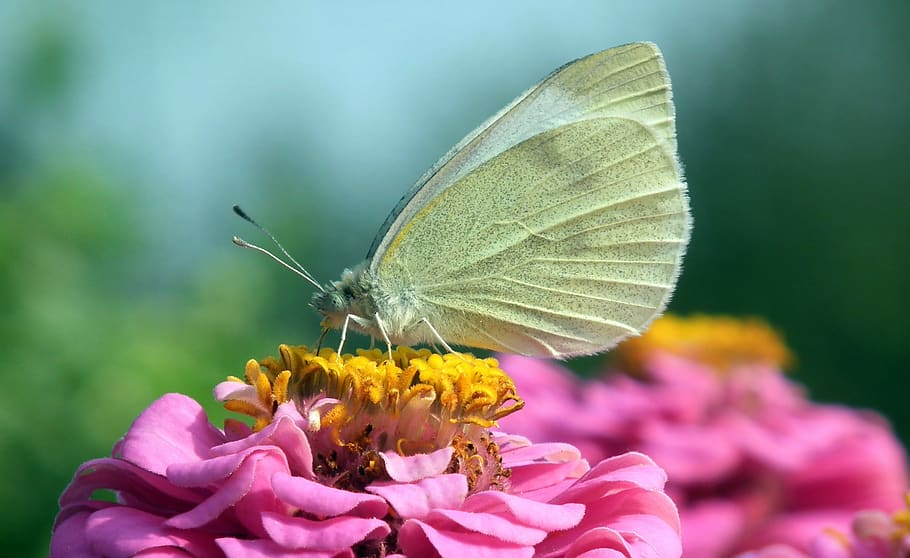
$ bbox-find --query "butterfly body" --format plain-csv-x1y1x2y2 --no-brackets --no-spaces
313,263,429,345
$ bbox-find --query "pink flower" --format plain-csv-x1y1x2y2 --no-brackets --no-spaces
497,316,908,558
50,345,681,557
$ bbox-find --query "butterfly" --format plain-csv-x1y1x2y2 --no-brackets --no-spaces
240,42,689,359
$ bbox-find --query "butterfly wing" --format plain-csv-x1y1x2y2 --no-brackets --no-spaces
369,42,677,260
370,42,689,357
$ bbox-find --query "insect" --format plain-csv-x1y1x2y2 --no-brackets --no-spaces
237,42,690,359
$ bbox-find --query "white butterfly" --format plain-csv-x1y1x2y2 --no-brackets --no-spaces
244,42,690,359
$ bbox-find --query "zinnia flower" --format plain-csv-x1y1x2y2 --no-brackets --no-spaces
50,345,682,557
497,315,908,558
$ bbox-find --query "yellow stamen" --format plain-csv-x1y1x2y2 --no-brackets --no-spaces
617,314,793,373
891,493,910,538
221,344,524,457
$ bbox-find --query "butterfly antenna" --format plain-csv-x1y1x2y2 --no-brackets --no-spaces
232,236,325,292
232,205,325,292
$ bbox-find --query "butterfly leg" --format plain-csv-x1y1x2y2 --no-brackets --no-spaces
338,314,354,355
415,317,457,355
338,313,387,357
315,327,330,353
373,314,394,361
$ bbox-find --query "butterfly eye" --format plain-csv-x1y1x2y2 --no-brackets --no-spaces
340,285,355,300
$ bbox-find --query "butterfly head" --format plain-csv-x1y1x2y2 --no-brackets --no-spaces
311,262,377,330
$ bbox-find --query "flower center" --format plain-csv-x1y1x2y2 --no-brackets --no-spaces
616,314,793,373
220,345,523,491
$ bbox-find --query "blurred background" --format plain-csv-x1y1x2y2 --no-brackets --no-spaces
2,1,908,555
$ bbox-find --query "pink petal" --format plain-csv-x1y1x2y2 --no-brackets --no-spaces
497,437,585,467
580,453,669,493
461,491,584,531
398,519,533,558
568,548,628,557
366,474,468,520
636,423,739,484
806,533,853,558
85,507,221,557
216,537,353,558
540,461,681,558
213,381,261,406
166,448,291,534
508,476,581,505
167,450,255,486
852,510,895,539
499,435,590,500
507,462,588,503
426,508,548,545
555,526,632,558
271,472,388,518
677,501,745,558
210,410,315,479
380,447,454,482
578,488,680,532
784,425,907,511
540,510,679,558
604,514,682,558
496,355,578,395
59,458,203,513
739,544,811,558
261,512,390,550
54,500,114,533
117,394,226,476
49,510,94,558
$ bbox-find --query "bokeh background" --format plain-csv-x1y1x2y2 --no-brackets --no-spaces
2,1,908,555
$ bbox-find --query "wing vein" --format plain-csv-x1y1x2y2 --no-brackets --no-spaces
498,276,656,309
444,306,596,344
557,208,687,240
429,294,639,334
574,54,661,95
520,192,686,239
531,257,677,264
461,320,559,356
494,148,675,232
594,83,669,106
426,270,674,292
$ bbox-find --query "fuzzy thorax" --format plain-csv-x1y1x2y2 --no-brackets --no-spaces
311,262,423,344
